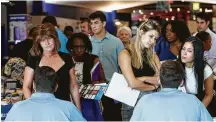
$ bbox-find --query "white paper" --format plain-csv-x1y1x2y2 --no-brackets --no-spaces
90,61,100,80
94,83,107,86
90,61,100,73
104,72,140,107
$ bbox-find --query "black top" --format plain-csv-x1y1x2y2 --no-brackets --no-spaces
82,53,98,84
27,52,75,101
11,39,33,62
121,49,156,120
131,59,155,77
126,48,155,77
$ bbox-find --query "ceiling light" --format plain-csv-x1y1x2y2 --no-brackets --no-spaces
115,21,121,26
171,16,175,20
139,10,142,13
205,8,213,12
177,8,180,12
1,0,9,2
193,2,200,11
193,15,196,20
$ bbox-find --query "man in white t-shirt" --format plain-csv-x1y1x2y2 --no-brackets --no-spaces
194,13,216,79
193,13,216,80
194,13,216,59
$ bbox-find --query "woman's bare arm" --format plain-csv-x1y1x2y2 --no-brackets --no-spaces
202,74,214,107
23,67,34,99
69,67,81,111
118,49,156,91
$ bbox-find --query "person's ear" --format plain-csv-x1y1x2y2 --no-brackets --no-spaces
157,77,161,84
54,84,58,92
206,21,210,26
103,21,106,27
33,82,36,92
180,80,184,87
158,78,163,88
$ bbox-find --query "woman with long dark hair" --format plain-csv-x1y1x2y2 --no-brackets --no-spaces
178,36,214,107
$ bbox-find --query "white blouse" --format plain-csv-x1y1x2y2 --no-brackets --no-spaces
74,62,84,86
185,65,213,94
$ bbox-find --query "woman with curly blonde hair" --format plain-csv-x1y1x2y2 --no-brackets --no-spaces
118,19,161,121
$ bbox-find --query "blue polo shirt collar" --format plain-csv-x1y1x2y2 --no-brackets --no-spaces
91,32,111,42
160,88,180,92
31,93,55,99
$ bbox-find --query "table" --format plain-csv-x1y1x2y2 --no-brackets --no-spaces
1,88,23,120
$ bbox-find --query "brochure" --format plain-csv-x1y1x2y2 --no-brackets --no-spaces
79,83,107,100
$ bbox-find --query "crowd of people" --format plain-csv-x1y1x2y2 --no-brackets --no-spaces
4,10,216,121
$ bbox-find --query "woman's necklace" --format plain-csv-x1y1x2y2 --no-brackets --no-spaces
74,56,84,62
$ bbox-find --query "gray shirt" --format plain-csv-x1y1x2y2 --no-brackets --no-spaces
91,32,124,82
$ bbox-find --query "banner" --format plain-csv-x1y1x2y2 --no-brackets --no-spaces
9,14,32,43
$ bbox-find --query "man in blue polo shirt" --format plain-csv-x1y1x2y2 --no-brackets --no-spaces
5,66,86,121
130,60,212,121
89,11,124,121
